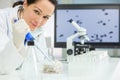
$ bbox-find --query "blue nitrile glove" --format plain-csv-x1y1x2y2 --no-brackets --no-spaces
24,32,35,45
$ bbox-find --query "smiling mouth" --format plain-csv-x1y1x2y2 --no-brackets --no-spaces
31,23,37,28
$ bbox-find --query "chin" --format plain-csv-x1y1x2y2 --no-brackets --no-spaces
30,26,36,31
29,28,34,31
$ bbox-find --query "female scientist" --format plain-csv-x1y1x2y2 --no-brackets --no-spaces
0,0,61,75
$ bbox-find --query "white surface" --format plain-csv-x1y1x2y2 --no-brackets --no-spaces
68,50,120,80
111,60,120,80
0,50,120,80
0,62,68,80
40,62,68,80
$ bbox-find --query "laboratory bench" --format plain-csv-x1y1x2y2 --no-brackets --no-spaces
0,61,68,80
0,50,120,80
68,50,120,80
41,61,68,80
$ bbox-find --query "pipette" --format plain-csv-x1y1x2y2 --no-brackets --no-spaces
25,32,55,64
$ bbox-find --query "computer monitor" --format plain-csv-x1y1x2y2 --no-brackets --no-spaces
54,4,120,48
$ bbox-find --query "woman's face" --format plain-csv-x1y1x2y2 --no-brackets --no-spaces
22,0,55,31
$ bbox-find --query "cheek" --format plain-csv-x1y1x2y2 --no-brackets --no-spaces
28,13,34,20
41,19,48,25
25,13,35,25
38,21,47,28
24,13,31,23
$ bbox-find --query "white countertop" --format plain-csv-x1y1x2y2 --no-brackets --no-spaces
0,62,68,80
41,62,68,80
0,50,120,80
68,50,120,80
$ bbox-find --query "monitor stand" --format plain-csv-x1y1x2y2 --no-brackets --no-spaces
107,49,120,58
61,48,67,61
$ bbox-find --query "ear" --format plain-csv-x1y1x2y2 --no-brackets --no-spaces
23,0,28,9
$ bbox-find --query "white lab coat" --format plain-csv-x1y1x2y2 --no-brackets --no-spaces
0,6,50,74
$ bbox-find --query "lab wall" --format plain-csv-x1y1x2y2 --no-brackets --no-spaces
43,15,63,59
72,0,119,3
58,0,119,4
0,0,22,8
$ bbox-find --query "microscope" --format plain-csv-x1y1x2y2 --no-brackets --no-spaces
66,19,90,60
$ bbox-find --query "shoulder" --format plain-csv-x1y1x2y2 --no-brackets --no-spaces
0,6,19,33
0,8,13,29
0,7,13,15
0,8,13,24
0,6,19,20
0,6,19,25
0,7,13,25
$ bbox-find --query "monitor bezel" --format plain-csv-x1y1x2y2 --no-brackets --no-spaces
54,4,120,48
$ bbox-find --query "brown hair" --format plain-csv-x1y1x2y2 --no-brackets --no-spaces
12,0,57,8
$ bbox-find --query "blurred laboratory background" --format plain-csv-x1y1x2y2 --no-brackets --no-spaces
1,0,120,80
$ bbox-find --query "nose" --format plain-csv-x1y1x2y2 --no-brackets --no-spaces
35,16,43,25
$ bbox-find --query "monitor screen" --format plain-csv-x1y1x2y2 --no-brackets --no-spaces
54,4,120,48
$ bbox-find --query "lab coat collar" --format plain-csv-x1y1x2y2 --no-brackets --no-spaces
11,5,22,24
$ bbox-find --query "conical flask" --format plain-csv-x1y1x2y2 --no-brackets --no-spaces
21,41,39,80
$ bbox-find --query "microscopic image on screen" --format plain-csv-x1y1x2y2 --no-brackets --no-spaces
56,9,119,43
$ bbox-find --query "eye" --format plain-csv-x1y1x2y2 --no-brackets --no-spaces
43,16,49,20
34,10,40,15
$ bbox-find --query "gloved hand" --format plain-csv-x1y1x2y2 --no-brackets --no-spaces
43,60,63,73
53,60,63,73
12,19,30,49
